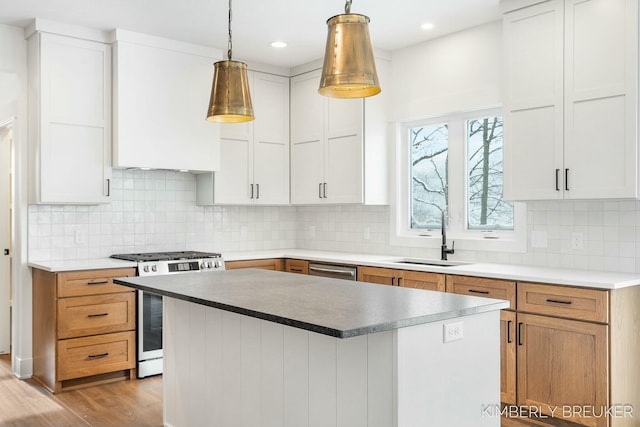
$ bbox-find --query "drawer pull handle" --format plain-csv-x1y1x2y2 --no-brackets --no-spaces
88,352,109,359
468,289,490,295
546,298,572,305
517,322,523,346
507,320,513,344
88,313,109,318
87,280,109,285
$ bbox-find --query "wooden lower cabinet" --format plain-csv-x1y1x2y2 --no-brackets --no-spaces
501,310,517,405
516,313,608,427
32,267,137,393
225,258,284,271
357,266,445,291
284,259,309,274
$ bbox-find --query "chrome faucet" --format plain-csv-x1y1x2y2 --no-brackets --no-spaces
441,212,455,261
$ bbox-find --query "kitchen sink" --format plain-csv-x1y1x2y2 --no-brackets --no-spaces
384,258,472,268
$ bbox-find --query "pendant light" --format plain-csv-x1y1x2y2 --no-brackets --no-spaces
206,0,254,123
318,0,381,98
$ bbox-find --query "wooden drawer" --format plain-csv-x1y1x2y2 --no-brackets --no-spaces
57,331,135,381
446,275,516,309
225,259,284,271
517,282,608,323
58,292,136,339
57,268,136,298
285,259,309,274
400,270,446,292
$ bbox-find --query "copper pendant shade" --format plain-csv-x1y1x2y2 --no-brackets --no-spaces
206,0,254,123
319,1,380,98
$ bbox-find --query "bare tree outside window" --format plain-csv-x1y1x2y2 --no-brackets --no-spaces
467,116,513,230
410,123,448,229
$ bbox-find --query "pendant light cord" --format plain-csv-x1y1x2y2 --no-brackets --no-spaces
345,0,352,13
227,0,233,60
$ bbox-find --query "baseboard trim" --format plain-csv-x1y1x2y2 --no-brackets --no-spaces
12,354,33,379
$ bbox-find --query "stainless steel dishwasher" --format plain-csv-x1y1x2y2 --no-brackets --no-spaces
308,263,357,281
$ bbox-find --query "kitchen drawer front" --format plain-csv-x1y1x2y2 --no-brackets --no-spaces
57,331,135,381
400,270,446,292
58,292,136,339
446,275,516,309
285,259,309,274
57,268,136,298
517,282,608,323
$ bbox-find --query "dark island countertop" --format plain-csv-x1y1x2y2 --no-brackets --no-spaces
114,269,509,338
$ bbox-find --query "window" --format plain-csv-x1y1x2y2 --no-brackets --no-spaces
466,115,513,231
392,108,526,252
410,123,448,229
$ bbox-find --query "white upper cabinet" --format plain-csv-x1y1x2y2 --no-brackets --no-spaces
503,0,638,200
112,30,221,172
27,27,112,204
196,71,290,205
290,66,389,205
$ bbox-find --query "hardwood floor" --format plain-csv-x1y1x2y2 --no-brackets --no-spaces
0,354,162,427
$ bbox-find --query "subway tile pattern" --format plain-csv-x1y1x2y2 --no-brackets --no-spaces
28,169,640,274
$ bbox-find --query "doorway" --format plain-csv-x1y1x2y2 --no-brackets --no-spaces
0,120,12,354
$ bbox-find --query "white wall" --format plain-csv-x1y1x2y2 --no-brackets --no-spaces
390,21,502,121
0,24,30,378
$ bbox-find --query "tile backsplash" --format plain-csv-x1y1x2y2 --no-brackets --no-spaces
28,170,640,274
28,169,297,261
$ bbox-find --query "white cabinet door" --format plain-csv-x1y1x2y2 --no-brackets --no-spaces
503,0,639,201
213,137,252,204
35,33,111,204
290,70,367,205
325,98,364,204
563,0,638,199
291,71,325,204
253,73,290,205
197,71,290,205
503,0,564,201
113,35,220,172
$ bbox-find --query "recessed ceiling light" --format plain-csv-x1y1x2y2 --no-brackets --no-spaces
270,41,287,48
421,22,434,30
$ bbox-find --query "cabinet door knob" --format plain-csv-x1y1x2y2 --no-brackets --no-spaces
3,249,8,256
565,168,569,191
507,320,513,344
555,169,560,191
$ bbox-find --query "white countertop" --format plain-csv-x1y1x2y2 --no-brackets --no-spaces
28,258,137,272
223,249,640,290
29,249,640,289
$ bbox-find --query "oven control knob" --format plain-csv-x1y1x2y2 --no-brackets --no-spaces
200,262,206,269
207,261,213,268
215,260,221,268
151,265,157,272
143,265,150,273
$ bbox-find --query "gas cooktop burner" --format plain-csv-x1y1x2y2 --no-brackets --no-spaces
110,251,222,262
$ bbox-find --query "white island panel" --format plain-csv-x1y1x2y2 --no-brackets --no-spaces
163,297,500,427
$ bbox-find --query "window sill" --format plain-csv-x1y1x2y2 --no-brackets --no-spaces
389,232,527,253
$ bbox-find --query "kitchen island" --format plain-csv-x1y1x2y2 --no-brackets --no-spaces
115,268,509,427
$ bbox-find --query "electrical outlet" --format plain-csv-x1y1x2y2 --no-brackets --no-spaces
443,321,463,343
571,232,584,250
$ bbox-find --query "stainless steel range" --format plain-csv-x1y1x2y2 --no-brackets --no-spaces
110,251,225,378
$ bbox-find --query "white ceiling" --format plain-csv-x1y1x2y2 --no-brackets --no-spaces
0,0,501,69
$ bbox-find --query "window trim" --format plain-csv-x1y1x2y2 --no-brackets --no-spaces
390,108,527,253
